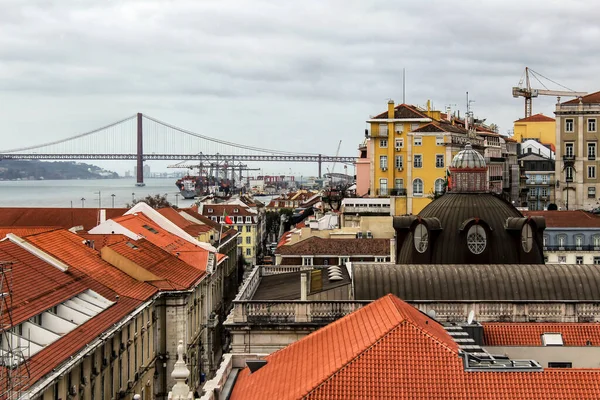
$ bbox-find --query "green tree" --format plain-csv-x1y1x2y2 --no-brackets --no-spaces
127,194,173,209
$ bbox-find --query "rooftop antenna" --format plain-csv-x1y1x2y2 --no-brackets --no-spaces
467,309,475,325
402,68,406,104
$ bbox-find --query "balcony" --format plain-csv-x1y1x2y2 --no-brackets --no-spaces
526,179,555,186
544,245,600,252
375,188,407,197
589,155,596,161
563,154,576,161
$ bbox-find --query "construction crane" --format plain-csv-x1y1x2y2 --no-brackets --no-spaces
512,67,587,118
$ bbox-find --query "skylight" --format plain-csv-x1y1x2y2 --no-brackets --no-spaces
0,289,113,366
142,224,159,234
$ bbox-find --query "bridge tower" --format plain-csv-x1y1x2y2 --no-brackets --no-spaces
136,113,145,186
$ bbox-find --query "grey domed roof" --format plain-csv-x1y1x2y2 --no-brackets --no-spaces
450,143,486,169
394,193,545,264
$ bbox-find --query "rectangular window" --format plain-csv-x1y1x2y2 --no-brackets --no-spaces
576,256,584,265
414,155,423,168
436,136,444,146
548,362,572,368
395,178,404,189
211,216,217,222
237,236,242,245
414,137,422,146
302,256,313,266
380,155,388,169
395,155,403,169
395,123,404,133
379,178,388,196
395,138,404,150
565,118,574,132
594,257,600,265
378,123,388,136
411,123,419,131
566,167,574,181
246,216,252,223
565,142,574,157
589,118,597,132
245,236,251,244
245,225,251,233
588,166,596,179
435,154,444,168
375,257,387,262
588,142,596,160
558,256,566,263
379,139,388,148
245,248,252,256
339,257,349,265
589,187,596,198
236,216,243,223
541,187,548,197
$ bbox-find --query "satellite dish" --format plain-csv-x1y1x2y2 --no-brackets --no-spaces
427,309,436,319
467,310,475,325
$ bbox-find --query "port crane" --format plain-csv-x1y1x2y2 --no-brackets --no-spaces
512,67,587,118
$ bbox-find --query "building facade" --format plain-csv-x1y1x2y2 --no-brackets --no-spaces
513,113,556,145
519,152,556,210
555,92,600,210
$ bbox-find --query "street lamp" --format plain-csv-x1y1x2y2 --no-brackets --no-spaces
81,197,86,208
111,194,116,208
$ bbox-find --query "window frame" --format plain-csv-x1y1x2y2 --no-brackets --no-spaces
435,154,444,168
588,165,596,179
413,178,424,196
521,224,533,253
434,178,445,195
413,154,423,168
436,136,444,146
413,136,422,146
395,155,404,169
565,118,574,132
302,256,313,266
413,223,428,253
379,138,388,148
588,142,596,160
467,225,487,255
379,155,388,169
588,118,597,133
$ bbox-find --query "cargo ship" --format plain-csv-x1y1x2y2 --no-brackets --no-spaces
175,176,234,200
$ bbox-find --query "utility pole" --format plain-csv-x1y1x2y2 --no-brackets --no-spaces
111,194,116,208
81,197,86,208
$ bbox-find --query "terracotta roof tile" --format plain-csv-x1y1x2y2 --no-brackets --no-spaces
157,208,214,236
106,239,205,289
77,233,128,250
515,113,556,123
276,236,390,256
0,227,61,237
483,323,600,346
201,204,255,218
24,229,157,301
0,208,127,231
563,90,600,105
371,104,429,120
231,294,600,400
522,210,600,228
114,213,209,271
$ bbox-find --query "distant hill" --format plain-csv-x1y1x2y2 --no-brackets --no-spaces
0,160,119,180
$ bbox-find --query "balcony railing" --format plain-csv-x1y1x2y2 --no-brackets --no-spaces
544,245,600,252
563,154,576,161
526,179,554,186
231,300,370,324
376,188,407,197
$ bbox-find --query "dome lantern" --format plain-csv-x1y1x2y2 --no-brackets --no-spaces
449,143,488,192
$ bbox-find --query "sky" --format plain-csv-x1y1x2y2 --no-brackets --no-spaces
1,0,599,177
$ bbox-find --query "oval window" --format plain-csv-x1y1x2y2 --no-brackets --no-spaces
521,224,533,253
467,225,486,254
414,223,428,253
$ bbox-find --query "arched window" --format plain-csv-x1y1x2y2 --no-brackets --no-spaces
593,235,600,248
413,178,423,196
521,224,533,253
575,235,584,248
467,225,486,254
413,223,428,253
434,178,445,195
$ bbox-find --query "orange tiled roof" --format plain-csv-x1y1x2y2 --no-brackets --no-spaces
114,213,210,271
522,210,600,228
563,90,600,105
0,226,60,238
483,323,600,346
24,229,158,301
515,113,556,123
201,204,255,217
77,233,128,250
231,294,600,400
371,103,429,120
0,207,127,230
158,207,213,236
106,239,206,289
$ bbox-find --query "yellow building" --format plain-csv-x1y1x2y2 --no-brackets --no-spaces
513,114,556,145
368,100,472,215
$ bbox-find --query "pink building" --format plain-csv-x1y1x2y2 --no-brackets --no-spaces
355,138,371,197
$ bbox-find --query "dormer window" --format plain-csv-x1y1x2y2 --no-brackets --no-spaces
467,225,486,254
521,224,533,253
234,208,239,213
207,208,213,213
413,223,428,253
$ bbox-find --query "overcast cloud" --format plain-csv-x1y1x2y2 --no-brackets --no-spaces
1,0,599,175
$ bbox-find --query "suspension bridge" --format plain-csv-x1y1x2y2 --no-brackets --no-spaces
0,113,357,185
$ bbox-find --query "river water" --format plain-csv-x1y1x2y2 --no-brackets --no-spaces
0,178,200,208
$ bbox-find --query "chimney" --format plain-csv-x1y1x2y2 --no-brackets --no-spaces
390,238,396,264
387,99,395,119
300,272,308,301
99,209,107,224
